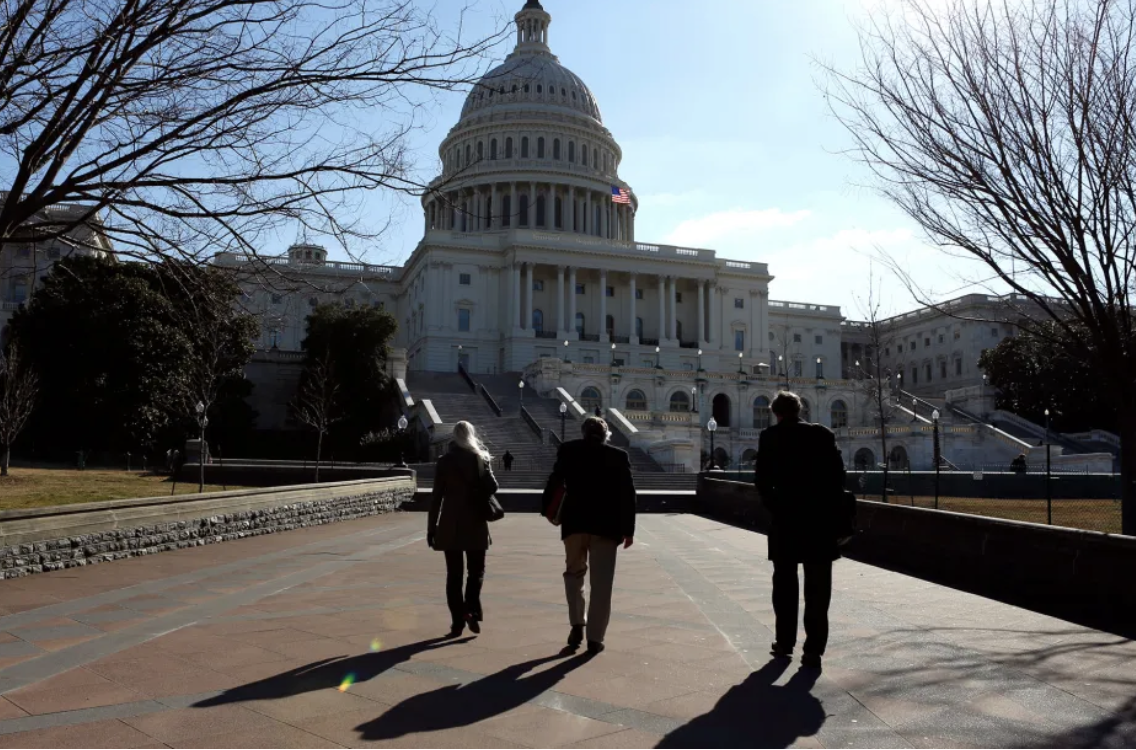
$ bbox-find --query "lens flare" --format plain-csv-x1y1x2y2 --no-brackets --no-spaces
370,638,382,653
338,673,356,692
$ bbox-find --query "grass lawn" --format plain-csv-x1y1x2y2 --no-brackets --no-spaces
863,495,1122,534
0,466,247,511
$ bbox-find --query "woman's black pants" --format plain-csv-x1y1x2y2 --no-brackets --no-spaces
444,550,485,626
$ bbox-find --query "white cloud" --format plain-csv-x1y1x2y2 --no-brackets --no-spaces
665,208,811,247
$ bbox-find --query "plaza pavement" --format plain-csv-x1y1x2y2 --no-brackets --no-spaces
0,512,1132,748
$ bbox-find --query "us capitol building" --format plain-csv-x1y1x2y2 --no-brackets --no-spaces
212,0,1106,473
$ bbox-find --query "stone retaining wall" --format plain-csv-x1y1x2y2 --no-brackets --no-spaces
0,476,416,579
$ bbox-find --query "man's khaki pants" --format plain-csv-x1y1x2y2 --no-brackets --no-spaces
563,533,619,644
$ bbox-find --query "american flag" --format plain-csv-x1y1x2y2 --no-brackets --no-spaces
611,185,631,204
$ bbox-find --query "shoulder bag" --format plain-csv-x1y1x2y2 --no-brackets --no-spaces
478,459,505,523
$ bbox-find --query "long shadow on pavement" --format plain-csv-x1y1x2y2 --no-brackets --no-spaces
658,658,824,749
354,652,594,742
193,636,473,706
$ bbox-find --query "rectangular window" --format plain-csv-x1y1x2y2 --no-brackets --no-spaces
575,284,585,295
938,334,945,344
613,358,625,367
734,329,745,351
991,327,999,337
912,368,919,385
459,273,471,285
815,335,823,345
954,330,961,340
583,356,595,364
676,292,683,303
940,361,947,379
458,308,471,332
533,280,544,291
885,347,890,356
642,359,654,368
734,298,744,309
605,286,614,297
955,358,962,375
793,333,802,343
635,289,644,300
910,341,917,350
793,359,803,377
925,363,932,381
683,362,693,371
924,337,930,347
898,344,904,353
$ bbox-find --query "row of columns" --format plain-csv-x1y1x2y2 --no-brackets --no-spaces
426,182,634,242
509,263,723,345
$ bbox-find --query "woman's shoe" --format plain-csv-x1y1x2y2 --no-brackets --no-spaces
466,613,481,634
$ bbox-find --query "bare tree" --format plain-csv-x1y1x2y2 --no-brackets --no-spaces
0,343,38,476
825,0,1136,533
291,351,341,482
0,0,507,266
851,276,900,502
767,316,804,384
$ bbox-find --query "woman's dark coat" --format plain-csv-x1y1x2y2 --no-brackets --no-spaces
428,444,497,551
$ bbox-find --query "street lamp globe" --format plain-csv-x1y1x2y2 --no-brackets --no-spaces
195,401,205,415
397,415,408,431
655,346,660,354
707,418,718,433
559,402,567,414
518,380,524,390
611,343,616,350
932,409,940,421
698,349,703,356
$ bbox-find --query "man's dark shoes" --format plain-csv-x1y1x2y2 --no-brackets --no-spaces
466,614,481,634
770,642,793,659
567,625,584,649
801,653,822,669
586,641,605,655
446,622,465,639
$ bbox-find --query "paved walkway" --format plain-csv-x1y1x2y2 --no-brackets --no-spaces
0,513,1132,748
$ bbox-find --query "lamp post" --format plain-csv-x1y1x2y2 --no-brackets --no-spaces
563,339,570,363
738,351,744,374
816,356,823,382
691,386,698,414
1045,407,1052,525
707,417,718,471
655,345,661,369
932,409,941,510
194,401,208,493
518,379,525,412
559,401,567,442
611,342,617,366
698,348,703,371
396,415,409,467
912,396,918,422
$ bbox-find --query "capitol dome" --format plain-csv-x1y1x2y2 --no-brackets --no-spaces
423,0,637,244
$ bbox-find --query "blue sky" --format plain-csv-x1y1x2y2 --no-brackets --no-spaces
297,0,999,319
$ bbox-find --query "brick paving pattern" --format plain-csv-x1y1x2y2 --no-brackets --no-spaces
0,512,1132,748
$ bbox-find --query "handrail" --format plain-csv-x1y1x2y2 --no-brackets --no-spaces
520,406,543,442
477,384,502,416
549,430,563,447
457,363,476,393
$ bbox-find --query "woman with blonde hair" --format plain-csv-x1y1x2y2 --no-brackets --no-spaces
428,421,499,637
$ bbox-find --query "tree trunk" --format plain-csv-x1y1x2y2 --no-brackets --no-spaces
1,444,9,477
1122,418,1136,537
315,431,323,484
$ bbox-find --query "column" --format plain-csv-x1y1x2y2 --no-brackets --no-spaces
528,182,536,227
472,189,480,232
524,263,534,330
709,285,719,346
629,273,638,343
602,199,609,239
490,184,498,229
512,264,521,330
556,265,566,335
509,182,517,228
568,185,575,232
629,208,635,242
657,275,666,342
599,269,608,342
568,266,578,338
663,278,672,340
698,280,706,343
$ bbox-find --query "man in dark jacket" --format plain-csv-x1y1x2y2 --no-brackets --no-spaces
542,417,636,654
756,391,846,670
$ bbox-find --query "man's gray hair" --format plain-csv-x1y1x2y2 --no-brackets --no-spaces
770,390,803,418
581,416,611,443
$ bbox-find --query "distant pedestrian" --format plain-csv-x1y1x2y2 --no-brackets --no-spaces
542,417,636,655
165,448,174,473
1010,453,1027,474
756,391,846,670
428,421,499,638
503,451,514,472
594,406,602,418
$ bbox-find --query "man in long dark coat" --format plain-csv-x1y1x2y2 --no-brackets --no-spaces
756,391,846,669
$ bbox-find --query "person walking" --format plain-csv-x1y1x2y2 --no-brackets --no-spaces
542,417,636,654
428,421,498,638
756,391,846,670
503,450,514,472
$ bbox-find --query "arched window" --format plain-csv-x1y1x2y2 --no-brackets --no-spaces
669,391,690,412
831,400,848,429
635,317,643,339
741,448,757,466
604,153,609,172
800,398,811,422
753,396,771,430
519,194,529,226
581,387,602,411
532,309,544,333
593,148,598,169
889,445,909,470
582,145,589,166
521,137,529,158
505,137,513,158
477,141,483,160
502,195,512,227
605,315,614,337
553,139,561,160
490,139,498,160
626,390,648,411
524,83,530,93
854,448,875,470
568,141,575,162
575,312,585,336
536,195,546,227
465,144,471,165
554,196,562,229
712,394,731,427
537,137,545,158
537,84,543,94
712,447,730,469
